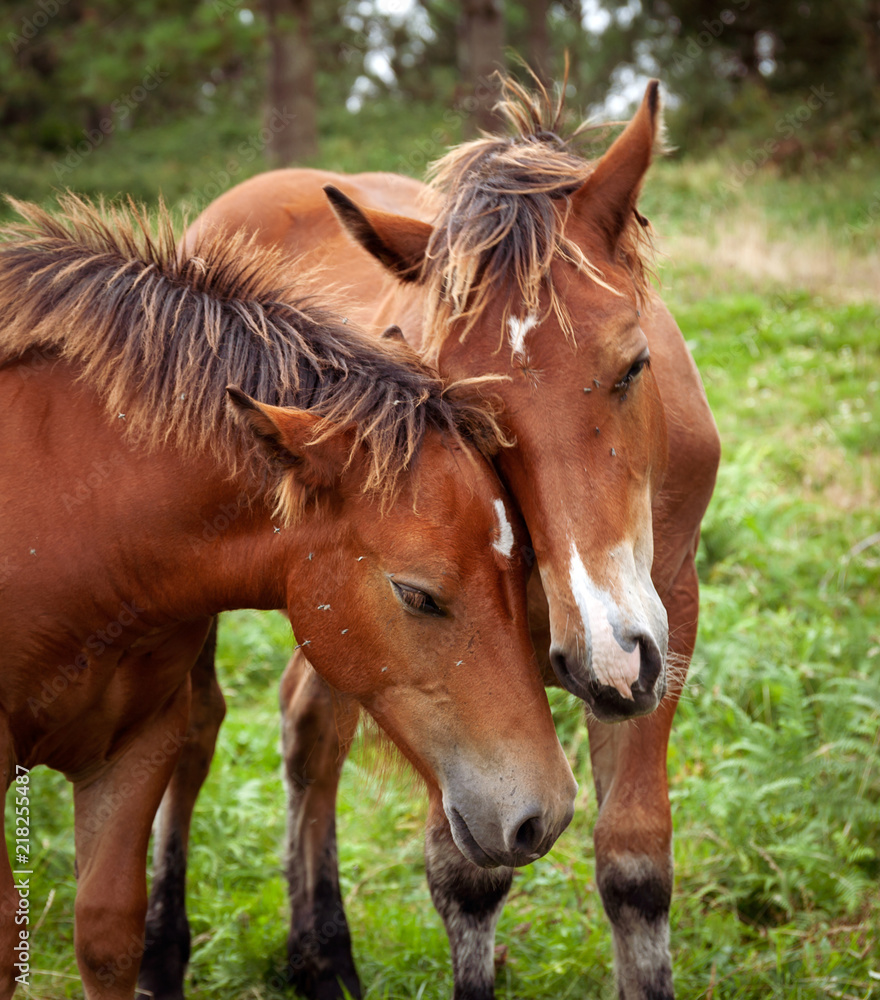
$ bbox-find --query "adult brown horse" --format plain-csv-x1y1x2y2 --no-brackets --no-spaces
0,196,578,999
153,77,720,1000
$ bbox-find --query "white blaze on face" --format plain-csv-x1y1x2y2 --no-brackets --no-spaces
492,498,515,559
568,541,639,700
508,313,539,360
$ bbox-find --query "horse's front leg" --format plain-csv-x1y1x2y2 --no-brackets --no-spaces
588,557,700,1000
139,619,225,1000
424,792,513,1000
281,649,361,1000
72,678,191,999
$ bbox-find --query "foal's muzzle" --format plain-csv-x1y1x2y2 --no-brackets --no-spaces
446,798,575,869
550,632,666,722
440,753,577,869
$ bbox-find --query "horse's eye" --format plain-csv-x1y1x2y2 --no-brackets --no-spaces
392,581,445,617
615,352,650,391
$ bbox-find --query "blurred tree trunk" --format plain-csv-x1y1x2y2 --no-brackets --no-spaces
459,0,505,135
264,0,317,165
863,0,880,94
526,0,550,85
565,0,584,92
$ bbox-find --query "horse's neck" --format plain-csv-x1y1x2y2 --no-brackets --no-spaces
162,480,292,617
101,452,297,620
4,361,293,623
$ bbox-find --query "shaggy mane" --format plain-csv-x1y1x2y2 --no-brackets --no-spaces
0,195,508,521
421,68,657,357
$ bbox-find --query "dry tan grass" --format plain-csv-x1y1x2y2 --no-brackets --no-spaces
659,211,880,304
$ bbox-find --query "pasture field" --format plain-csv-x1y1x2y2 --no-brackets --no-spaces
4,116,879,999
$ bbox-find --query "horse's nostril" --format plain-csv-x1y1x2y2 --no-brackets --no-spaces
550,648,574,687
511,813,544,856
634,636,662,693
549,646,597,702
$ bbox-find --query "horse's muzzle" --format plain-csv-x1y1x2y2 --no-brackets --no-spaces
550,634,666,722
446,797,575,869
440,753,577,869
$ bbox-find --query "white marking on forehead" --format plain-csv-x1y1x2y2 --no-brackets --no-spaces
491,498,515,559
508,313,539,359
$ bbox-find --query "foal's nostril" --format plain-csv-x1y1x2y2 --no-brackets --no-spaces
633,636,663,694
550,646,595,701
550,648,576,689
511,813,545,856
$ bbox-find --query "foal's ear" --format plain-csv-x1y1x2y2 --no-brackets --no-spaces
323,185,432,283
380,324,405,342
226,386,353,490
571,80,661,253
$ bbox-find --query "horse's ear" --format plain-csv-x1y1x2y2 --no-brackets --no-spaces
226,386,354,490
380,324,405,342
323,185,432,283
571,80,661,252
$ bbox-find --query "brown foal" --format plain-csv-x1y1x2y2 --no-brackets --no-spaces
0,197,577,999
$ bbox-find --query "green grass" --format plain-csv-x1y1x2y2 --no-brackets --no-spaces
4,111,880,998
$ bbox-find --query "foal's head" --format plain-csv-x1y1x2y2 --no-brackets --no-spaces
324,79,670,722
229,376,577,867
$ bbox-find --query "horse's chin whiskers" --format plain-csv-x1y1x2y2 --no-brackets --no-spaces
663,650,692,699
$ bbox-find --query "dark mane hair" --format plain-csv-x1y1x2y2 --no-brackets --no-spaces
0,195,508,520
421,69,656,357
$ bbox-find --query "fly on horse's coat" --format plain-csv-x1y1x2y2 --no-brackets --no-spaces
0,196,578,999
147,74,721,1000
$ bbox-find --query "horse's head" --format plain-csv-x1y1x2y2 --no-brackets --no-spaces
229,388,577,868
324,82,669,722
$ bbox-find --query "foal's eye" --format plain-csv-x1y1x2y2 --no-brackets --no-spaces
392,581,445,618
615,352,650,391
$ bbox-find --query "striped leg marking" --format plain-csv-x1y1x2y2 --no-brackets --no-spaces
598,852,674,1000
425,819,513,1000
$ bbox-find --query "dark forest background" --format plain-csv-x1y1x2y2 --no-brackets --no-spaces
3,0,880,206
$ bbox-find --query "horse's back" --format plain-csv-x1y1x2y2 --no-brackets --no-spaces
185,169,429,246
184,170,432,331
